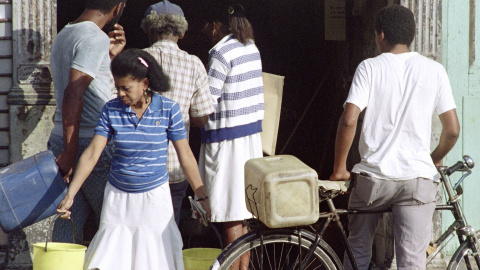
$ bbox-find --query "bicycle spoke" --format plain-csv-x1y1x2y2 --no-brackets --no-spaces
273,240,276,270
280,243,295,269
250,247,258,270
304,254,321,270
265,240,273,269
216,232,339,270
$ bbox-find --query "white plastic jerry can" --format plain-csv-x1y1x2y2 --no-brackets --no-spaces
245,155,319,228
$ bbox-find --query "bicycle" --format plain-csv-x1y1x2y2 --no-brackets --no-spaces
210,155,479,270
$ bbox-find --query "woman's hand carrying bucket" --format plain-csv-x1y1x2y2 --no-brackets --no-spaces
32,213,87,270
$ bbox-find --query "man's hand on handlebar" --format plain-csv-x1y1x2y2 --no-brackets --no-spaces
329,169,351,181
433,160,443,167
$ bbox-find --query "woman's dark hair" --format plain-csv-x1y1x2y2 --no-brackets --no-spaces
228,4,254,45
210,4,254,45
85,0,127,14
111,49,170,93
374,5,416,47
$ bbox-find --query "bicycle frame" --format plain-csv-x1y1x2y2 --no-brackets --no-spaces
300,163,480,270
214,157,479,270
434,166,480,268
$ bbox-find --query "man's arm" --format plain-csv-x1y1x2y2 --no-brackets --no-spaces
56,69,93,182
431,109,460,166
190,61,215,128
330,103,362,181
172,138,211,221
190,115,210,127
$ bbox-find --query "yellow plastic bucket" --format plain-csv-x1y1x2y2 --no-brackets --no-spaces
183,248,221,270
32,242,87,270
32,213,87,270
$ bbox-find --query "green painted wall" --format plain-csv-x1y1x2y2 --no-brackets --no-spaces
442,0,480,255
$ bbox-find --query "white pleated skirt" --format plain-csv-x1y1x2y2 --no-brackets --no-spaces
84,182,184,270
199,133,263,222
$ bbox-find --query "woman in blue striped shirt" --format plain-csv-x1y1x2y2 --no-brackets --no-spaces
57,49,210,269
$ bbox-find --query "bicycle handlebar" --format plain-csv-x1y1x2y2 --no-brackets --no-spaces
446,161,464,176
445,155,475,176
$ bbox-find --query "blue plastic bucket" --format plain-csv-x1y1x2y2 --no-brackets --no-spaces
0,151,67,232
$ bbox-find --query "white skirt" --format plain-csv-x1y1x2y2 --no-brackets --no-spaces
199,134,263,222
84,182,184,270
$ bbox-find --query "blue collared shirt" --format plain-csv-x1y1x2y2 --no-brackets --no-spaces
94,93,186,193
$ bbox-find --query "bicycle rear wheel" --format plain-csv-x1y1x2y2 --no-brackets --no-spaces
212,229,341,270
447,231,480,270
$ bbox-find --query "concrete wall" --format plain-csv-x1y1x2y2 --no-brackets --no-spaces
3,0,57,268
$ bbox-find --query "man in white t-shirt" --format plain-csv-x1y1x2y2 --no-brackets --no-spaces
48,0,126,243
330,5,460,270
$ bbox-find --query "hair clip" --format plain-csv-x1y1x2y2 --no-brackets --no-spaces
138,57,149,68
228,4,245,18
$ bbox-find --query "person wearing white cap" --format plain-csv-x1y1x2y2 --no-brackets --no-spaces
142,0,214,229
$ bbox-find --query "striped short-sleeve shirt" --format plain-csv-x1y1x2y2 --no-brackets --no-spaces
94,93,187,193
201,34,265,143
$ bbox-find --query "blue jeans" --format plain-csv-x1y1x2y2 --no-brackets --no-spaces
48,134,113,244
169,180,189,227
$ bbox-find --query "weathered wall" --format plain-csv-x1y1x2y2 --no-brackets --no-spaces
0,0,12,262
443,0,480,255
0,0,11,168
441,0,465,256
5,0,57,268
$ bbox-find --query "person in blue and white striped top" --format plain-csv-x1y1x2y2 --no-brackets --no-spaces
57,49,210,270
200,3,264,263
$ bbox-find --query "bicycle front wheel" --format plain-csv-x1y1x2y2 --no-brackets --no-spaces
447,230,480,270
212,230,340,270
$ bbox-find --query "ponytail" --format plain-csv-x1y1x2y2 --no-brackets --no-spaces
228,4,254,45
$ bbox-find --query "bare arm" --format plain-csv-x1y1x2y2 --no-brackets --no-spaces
329,103,361,181
431,109,460,166
57,135,108,219
172,138,211,220
55,69,93,182
190,115,210,127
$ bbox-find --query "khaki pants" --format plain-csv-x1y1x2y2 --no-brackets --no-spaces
343,173,438,270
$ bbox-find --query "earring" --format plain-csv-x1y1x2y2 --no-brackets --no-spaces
144,89,149,104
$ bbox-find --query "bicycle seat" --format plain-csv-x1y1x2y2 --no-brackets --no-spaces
317,180,350,193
